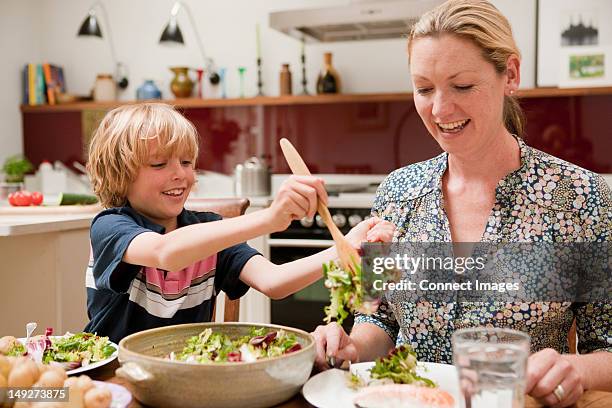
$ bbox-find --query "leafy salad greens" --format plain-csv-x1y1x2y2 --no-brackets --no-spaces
0,329,116,370
323,260,379,325
169,327,303,363
349,345,436,389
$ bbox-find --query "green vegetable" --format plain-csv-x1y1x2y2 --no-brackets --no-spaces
58,192,98,205
171,327,302,363
42,332,115,364
322,259,363,325
6,342,26,357
369,345,436,387
2,155,33,183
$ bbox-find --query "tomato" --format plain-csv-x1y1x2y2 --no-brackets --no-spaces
8,191,33,206
8,192,18,206
30,191,43,206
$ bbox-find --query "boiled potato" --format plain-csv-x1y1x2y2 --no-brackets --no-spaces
0,355,10,378
12,357,39,384
34,370,64,388
0,372,7,406
76,375,94,394
83,386,112,408
46,364,67,381
7,360,37,388
63,377,84,408
0,336,18,354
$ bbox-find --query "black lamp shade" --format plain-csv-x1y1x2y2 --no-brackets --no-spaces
160,18,184,44
77,14,103,37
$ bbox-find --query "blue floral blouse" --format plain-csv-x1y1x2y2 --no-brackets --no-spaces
355,137,611,363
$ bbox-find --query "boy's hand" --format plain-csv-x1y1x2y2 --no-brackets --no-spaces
267,175,328,232
345,217,395,249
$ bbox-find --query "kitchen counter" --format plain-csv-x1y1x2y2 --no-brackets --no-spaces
0,213,95,236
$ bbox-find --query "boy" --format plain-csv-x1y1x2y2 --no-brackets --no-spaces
85,103,393,342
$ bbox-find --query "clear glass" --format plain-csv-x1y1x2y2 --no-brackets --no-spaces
452,328,530,408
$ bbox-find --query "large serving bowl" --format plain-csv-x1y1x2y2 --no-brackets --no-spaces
117,322,315,408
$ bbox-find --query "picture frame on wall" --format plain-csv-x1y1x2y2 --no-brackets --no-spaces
537,0,612,87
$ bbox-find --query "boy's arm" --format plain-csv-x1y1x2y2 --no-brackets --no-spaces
123,176,326,272
239,247,338,299
239,218,395,299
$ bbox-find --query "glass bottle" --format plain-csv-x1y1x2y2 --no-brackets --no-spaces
238,67,246,98
279,63,292,96
316,52,341,94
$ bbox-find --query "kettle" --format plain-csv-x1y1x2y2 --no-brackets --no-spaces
234,156,271,197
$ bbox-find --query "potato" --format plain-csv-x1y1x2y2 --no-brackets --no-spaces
46,365,68,381
13,357,39,383
83,387,112,408
63,377,84,408
76,376,94,394
0,372,7,405
34,370,64,388
7,360,37,388
0,336,18,354
0,355,11,378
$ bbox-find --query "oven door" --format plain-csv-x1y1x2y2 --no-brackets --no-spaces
269,238,355,333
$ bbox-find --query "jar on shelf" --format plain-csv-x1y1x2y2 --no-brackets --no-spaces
170,66,194,98
93,74,117,101
279,63,292,96
136,80,162,100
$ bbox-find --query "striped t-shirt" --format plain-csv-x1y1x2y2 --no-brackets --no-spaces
84,206,260,342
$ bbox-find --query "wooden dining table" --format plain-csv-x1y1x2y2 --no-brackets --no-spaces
88,360,612,408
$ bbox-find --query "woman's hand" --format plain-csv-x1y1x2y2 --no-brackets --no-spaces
526,348,585,407
345,217,395,249
312,323,359,371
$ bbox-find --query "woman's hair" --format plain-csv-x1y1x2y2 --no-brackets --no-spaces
87,103,199,208
408,0,525,137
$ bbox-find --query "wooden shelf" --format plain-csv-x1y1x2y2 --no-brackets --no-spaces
20,86,612,113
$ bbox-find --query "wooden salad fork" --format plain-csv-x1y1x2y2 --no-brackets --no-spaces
279,138,361,275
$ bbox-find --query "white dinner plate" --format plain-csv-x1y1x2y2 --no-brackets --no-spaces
18,335,118,375
302,361,461,408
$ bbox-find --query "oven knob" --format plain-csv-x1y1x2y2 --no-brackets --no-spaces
332,213,347,228
300,217,314,228
315,215,326,228
348,214,362,228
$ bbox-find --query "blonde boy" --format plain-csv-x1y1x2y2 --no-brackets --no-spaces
85,103,392,342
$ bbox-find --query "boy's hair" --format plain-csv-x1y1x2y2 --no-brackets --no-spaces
87,103,199,208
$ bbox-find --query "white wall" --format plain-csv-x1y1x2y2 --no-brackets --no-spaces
1,0,536,164
0,0,42,166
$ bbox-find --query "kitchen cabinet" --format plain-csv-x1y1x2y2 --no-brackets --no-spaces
0,213,94,335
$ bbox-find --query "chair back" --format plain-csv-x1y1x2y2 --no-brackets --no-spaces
185,198,250,322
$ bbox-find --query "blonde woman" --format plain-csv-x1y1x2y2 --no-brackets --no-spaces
312,1,611,406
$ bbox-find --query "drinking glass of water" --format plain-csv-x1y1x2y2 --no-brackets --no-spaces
452,327,530,408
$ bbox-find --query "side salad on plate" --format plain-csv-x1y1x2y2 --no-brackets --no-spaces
349,345,436,389
0,328,116,371
169,327,303,363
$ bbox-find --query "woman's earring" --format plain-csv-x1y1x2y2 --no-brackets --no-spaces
509,89,515,95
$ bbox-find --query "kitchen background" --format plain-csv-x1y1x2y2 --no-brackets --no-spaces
1,0,538,166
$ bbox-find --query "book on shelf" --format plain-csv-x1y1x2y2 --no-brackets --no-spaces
22,62,66,106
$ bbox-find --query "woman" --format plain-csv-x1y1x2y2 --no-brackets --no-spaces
312,1,611,407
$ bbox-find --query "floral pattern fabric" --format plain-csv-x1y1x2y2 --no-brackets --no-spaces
355,137,611,363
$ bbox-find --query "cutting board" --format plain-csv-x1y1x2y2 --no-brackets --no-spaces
0,204,101,215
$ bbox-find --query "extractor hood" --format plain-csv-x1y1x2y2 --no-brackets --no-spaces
269,0,444,42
